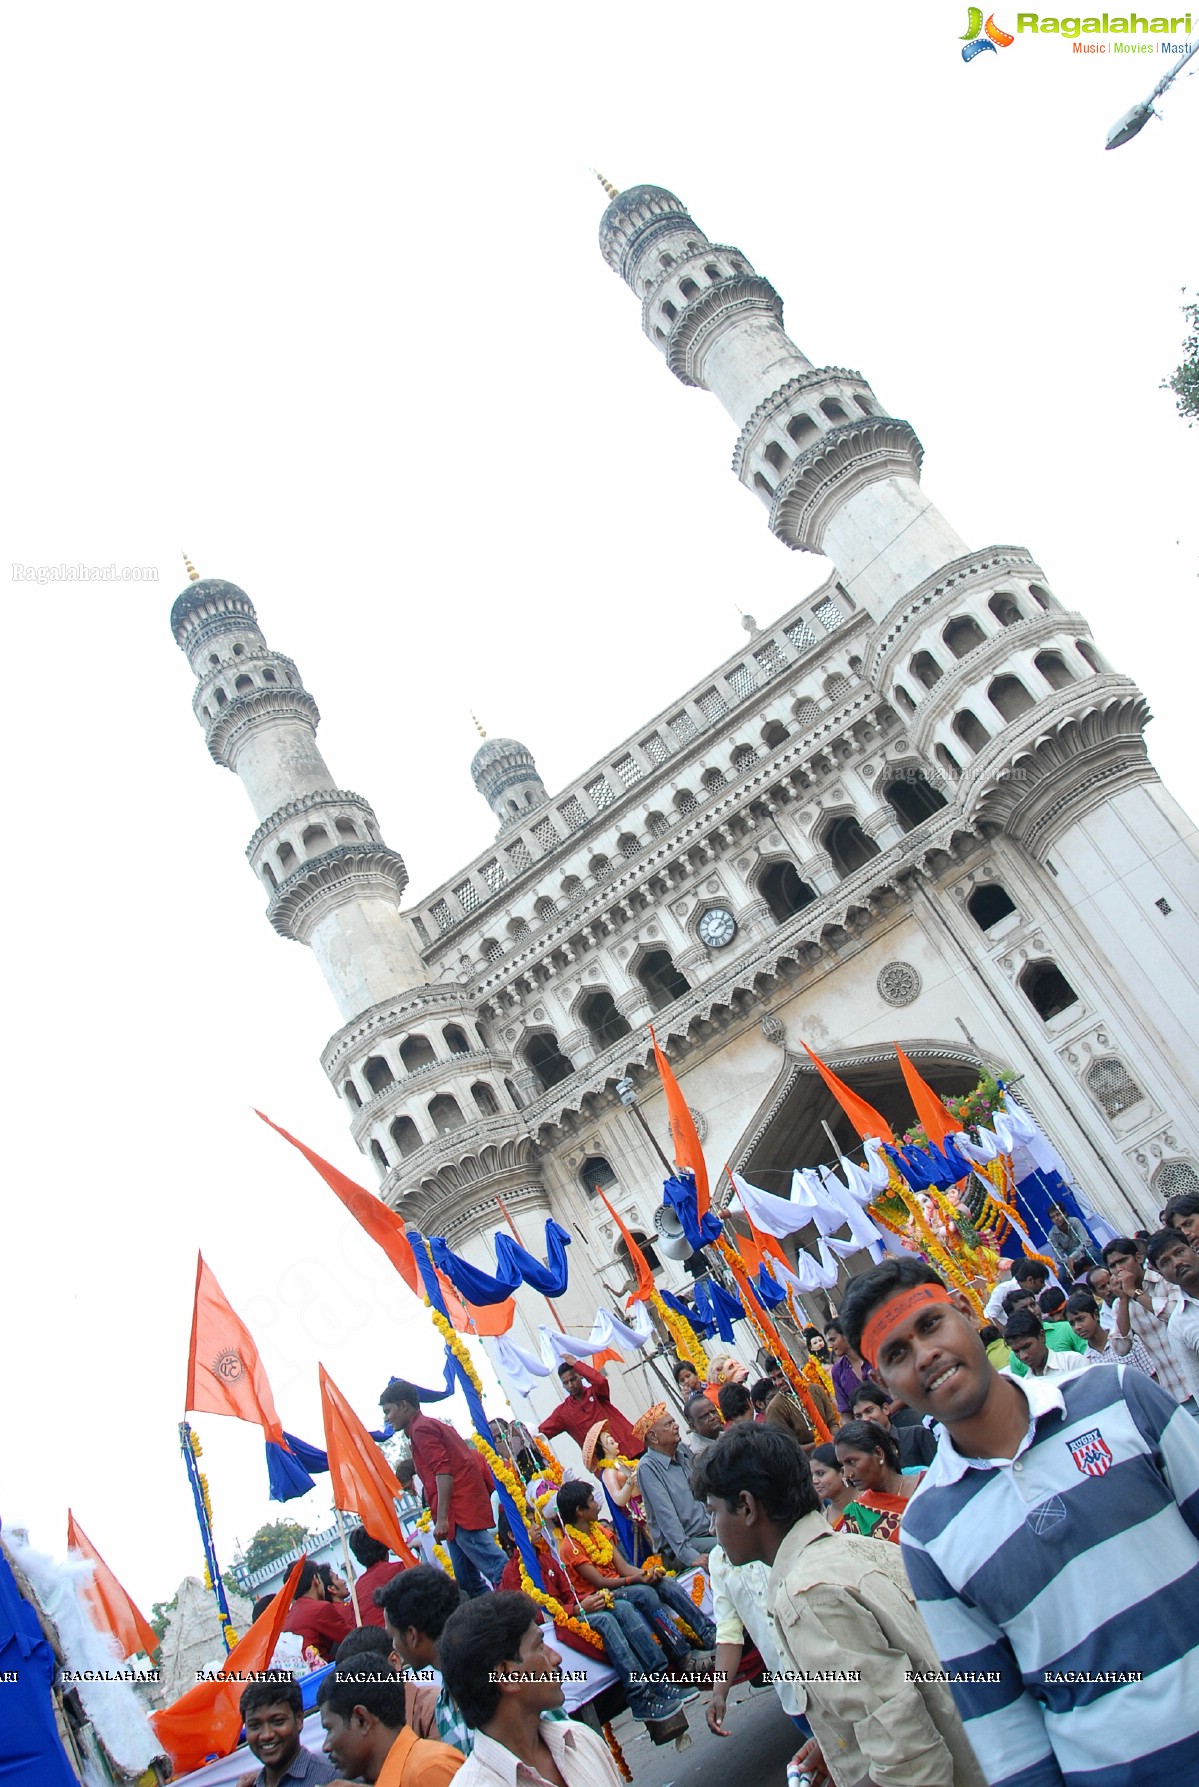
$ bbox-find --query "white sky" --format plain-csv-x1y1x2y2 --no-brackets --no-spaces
2,3,1196,1616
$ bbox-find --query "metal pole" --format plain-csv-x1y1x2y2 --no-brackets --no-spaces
628,1101,674,1175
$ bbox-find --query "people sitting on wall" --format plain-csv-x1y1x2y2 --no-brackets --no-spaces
555,1479,717,1665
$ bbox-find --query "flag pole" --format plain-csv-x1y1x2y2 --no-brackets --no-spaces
179,1421,236,1654
332,1509,363,1626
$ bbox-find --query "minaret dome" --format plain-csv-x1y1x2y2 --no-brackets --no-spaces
470,736,549,833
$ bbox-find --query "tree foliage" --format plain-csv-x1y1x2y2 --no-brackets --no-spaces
241,1518,311,1574
1163,291,1199,425
150,1592,178,1643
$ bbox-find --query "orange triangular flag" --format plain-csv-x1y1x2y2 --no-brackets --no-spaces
150,1555,306,1774
319,1366,418,1567
257,1111,422,1296
650,1027,711,1217
894,1044,960,1150
185,1256,285,1445
801,1044,895,1143
596,1189,655,1302
67,1514,159,1660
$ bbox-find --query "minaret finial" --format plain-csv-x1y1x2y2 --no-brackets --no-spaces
591,168,620,202
471,711,487,740
182,552,200,583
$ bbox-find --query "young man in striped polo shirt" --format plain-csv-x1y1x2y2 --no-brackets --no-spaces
839,1256,1199,1787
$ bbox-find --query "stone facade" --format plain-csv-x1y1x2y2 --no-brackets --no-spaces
171,181,1199,1425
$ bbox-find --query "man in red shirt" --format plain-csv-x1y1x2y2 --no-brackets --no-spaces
379,1380,505,1599
537,1359,643,1460
281,1557,355,1662
348,1526,407,1628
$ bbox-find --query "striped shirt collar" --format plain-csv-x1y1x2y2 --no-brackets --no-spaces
925,1373,1063,1485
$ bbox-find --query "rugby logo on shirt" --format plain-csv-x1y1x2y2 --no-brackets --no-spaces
1067,1428,1113,1477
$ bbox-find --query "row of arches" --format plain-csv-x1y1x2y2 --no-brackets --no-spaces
263,814,373,889
366,1078,514,1171
202,662,294,719
344,1024,474,1106
752,396,876,496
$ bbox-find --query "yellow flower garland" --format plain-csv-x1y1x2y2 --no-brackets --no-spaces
564,1522,616,1569
426,1301,484,1398
516,1560,606,1656
416,1510,455,1579
649,1289,709,1375
470,1432,533,1523
532,1435,564,1485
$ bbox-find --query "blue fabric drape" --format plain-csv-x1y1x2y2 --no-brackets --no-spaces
659,1287,707,1337
753,1267,788,1309
266,1438,320,1502
0,1539,79,1786
884,1135,977,1192
661,1173,723,1252
693,1279,728,1342
428,1220,571,1307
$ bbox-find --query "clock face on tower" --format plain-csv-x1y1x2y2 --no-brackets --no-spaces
697,906,737,949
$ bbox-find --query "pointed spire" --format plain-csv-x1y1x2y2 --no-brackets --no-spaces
591,168,620,202
471,711,487,740
182,552,200,583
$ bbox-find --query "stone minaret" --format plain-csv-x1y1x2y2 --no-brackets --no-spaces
170,567,426,1020
598,180,1199,1152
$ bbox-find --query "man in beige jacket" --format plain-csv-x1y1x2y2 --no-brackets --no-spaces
693,1422,986,1787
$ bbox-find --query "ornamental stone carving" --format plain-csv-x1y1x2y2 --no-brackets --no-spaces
877,961,922,1006
760,1014,785,1045
688,1106,709,1142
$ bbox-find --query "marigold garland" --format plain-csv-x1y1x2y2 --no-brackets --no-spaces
689,1571,706,1607
532,1435,564,1485
649,1289,708,1375
714,1239,831,1442
565,1522,615,1569
471,1432,532,1522
416,1510,455,1579
602,1722,633,1781
516,1561,606,1657
426,1301,484,1398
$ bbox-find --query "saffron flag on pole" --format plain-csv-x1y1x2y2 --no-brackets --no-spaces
894,1044,960,1150
319,1366,418,1566
256,1110,422,1296
596,1189,656,1302
802,1043,895,1144
649,1025,711,1218
66,1515,159,1660
185,1255,285,1445
150,1556,306,1776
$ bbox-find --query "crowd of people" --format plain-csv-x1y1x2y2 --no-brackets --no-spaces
226,1190,1199,1787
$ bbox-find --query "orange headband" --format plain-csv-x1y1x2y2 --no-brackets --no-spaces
860,1285,951,1366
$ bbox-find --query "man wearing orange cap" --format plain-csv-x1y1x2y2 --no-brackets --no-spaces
634,1405,718,1570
